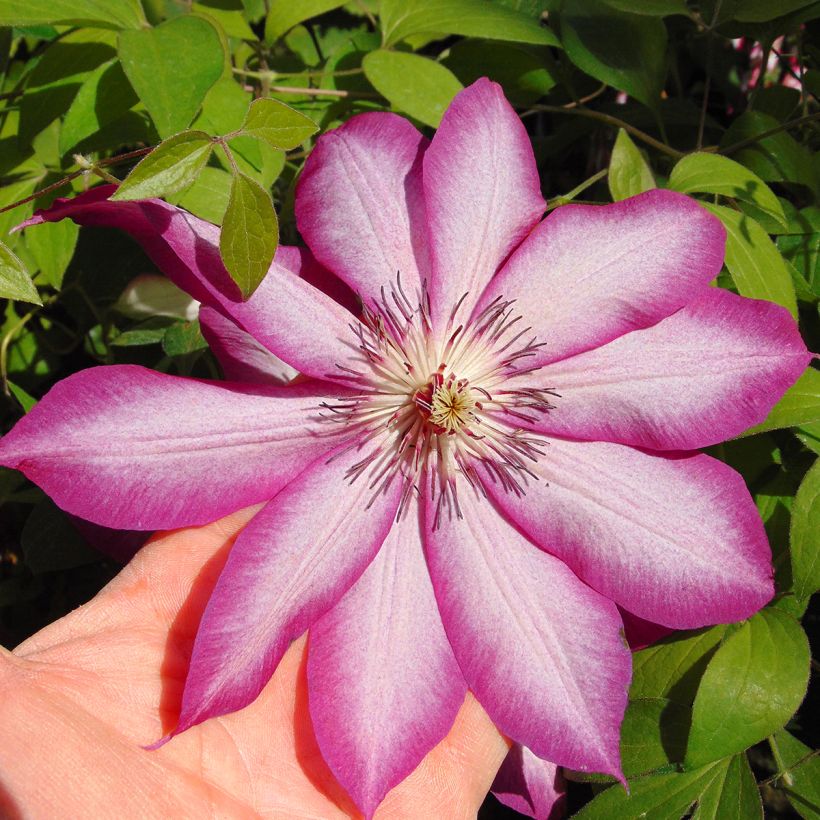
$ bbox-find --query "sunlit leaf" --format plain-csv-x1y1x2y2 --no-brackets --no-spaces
240,97,317,150
630,626,727,704
0,240,41,305
363,50,463,128
112,131,214,201
219,173,278,299
25,219,79,290
59,59,139,155
686,609,810,768
608,129,655,201
0,0,146,29
670,153,787,228
790,459,820,606
703,203,798,318
743,368,820,436
118,16,225,138
264,0,346,42
380,0,560,48
575,759,741,819
771,730,820,819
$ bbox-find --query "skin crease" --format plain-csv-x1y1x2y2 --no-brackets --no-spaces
0,506,509,819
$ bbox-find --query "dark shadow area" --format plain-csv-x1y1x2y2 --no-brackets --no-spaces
156,537,234,735
0,782,22,820
292,635,360,817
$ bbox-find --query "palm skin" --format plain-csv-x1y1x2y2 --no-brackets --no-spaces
0,506,509,818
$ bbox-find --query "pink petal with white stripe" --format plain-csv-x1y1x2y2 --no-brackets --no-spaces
488,438,773,629
172,444,401,735
424,492,630,778
518,288,810,450
307,504,466,818
297,112,429,303
0,366,344,529
20,188,353,382
492,745,566,820
475,190,725,367
424,78,545,329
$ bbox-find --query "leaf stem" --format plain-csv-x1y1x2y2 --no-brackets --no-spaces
547,168,608,211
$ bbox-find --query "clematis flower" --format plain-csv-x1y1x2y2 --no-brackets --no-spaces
0,79,810,817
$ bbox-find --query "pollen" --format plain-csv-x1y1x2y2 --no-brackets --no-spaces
428,378,476,434
321,275,560,527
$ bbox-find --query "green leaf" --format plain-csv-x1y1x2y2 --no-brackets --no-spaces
21,499,99,574
118,16,225,139
19,28,118,145
0,240,42,305
702,203,798,319
790,459,820,605
734,0,818,22
771,730,820,819
363,50,463,128
685,609,810,769
575,761,727,819
220,173,278,299
192,0,257,40
380,0,560,48
443,39,556,106
162,319,208,356
619,698,690,777
691,753,763,820
598,0,690,14
631,626,727,704
0,0,146,29
25,218,79,290
172,166,233,224
559,0,667,109
112,131,214,201
264,0,346,42
8,381,37,413
670,153,787,229
111,317,179,347
59,58,139,155
608,129,655,201
743,368,820,436
721,111,818,194
240,97,317,150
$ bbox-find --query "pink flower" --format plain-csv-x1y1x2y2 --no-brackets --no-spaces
0,79,810,817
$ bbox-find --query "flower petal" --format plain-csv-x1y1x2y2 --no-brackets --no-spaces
476,190,725,367
492,745,566,820
172,444,401,735
487,438,774,629
424,78,545,329
424,491,630,778
307,503,466,818
199,306,298,385
296,112,429,303
0,365,345,529
20,188,354,382
520,288,810,450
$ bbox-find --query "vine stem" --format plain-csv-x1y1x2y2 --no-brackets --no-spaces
524,104,686,159
720,110,820,155
0,147,153,217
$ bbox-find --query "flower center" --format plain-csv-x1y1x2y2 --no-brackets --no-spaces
322,277,558,526
414,373,476,434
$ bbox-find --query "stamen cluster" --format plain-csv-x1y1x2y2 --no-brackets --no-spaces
322,277,558,526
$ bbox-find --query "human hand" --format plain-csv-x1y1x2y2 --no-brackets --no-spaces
0,507,509,818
